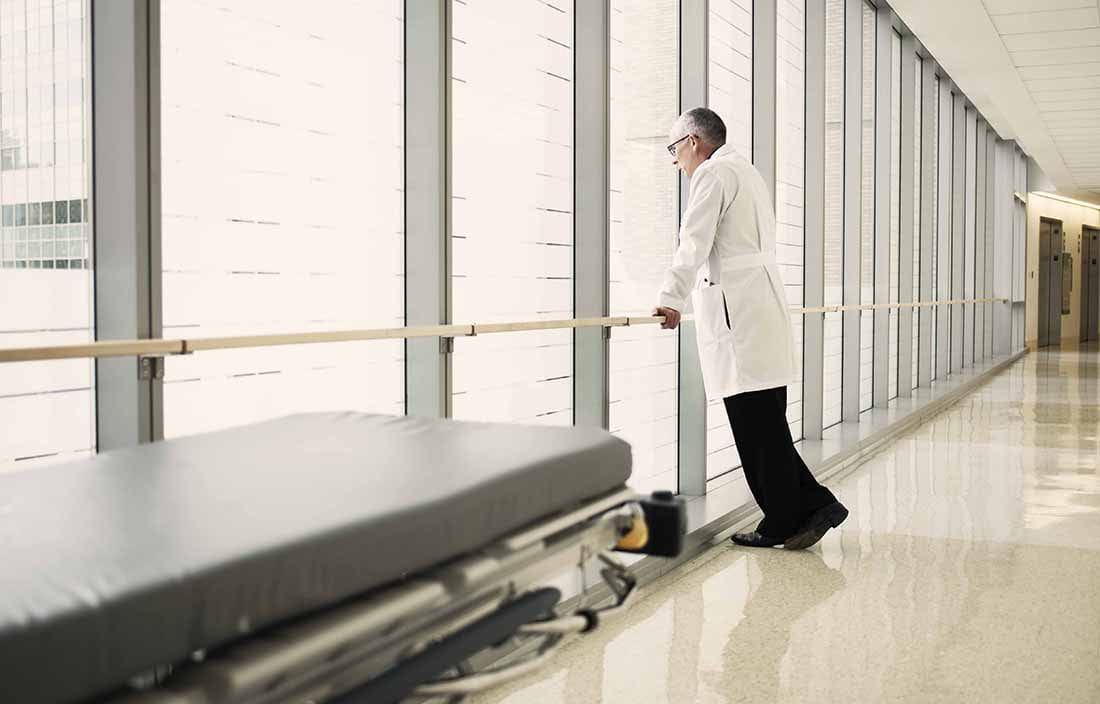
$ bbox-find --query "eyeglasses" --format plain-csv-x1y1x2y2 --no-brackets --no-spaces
666,134,691,156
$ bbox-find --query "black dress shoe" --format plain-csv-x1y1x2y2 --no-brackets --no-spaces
782,501,849,551
730,531,785,548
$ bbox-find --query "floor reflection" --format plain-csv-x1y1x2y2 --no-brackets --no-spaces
469,348,1100,703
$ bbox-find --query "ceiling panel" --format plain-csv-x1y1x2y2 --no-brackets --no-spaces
984,0,1094,13
1018,61,1100,80
1026,75,1100,90
1031,85,1100,97
1010,46,1100,66
1034,98,1100,110
993,8,1100,35
1041,108,1100,117
1002,27,1100,52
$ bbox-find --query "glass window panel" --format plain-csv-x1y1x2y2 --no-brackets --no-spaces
608,0,679,496
859,1,874,413
450,0,574,426
708,0,752,157
823,0,843,429
889,30,900,400
706,0,752,479
0,0,95,472
777,0,804,439
160,1,405,438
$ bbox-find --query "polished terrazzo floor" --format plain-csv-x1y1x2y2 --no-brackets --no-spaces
470,348,1100,704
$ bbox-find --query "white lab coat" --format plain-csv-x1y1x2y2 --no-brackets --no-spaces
657,144,796,400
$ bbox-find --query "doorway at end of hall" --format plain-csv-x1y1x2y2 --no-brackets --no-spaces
1081,225,1100,344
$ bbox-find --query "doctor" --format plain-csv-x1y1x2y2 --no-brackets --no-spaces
654,107,848,550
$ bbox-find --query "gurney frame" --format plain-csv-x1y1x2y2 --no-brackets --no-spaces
113,489,683,704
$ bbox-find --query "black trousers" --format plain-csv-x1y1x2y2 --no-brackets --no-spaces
723,386,837,540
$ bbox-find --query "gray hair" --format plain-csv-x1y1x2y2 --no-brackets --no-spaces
673,107,727,148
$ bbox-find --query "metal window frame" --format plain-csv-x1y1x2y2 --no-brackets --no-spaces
677,0,709,497
1018,150,1028,351
91,0,162,449
935,79,952,380
992,138,1014,355
872,4,892,408
405,0,450,419
951,92,965,374
917,58,936,388
755,0,778,203
573,0,610,430
962,105,977,369
975,119,988,363
803,0,826,439
897,33,916,397
841,0,863,422
985,127,998,357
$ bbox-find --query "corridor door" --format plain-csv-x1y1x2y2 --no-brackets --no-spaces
1038,218,1064,348
1083,226,1100,343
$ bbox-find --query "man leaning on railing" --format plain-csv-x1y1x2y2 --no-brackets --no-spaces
654,107,848,551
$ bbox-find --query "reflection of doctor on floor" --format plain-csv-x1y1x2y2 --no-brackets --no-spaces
654,107,849,549
718,550,847,698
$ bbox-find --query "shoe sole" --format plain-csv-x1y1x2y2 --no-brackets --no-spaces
782,502,849,551
729,536,785,548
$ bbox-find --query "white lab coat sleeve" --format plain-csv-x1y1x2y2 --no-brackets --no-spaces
657,166,727,311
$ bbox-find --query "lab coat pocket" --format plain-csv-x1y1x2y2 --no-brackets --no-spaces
691,284,737,399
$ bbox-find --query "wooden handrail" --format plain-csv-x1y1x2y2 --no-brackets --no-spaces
0,298,1010,364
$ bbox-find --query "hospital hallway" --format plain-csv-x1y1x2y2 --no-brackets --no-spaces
471,346,1100,704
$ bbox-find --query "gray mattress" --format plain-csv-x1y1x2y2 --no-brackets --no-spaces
0,412,631,704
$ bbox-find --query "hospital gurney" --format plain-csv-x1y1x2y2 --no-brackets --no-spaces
0,412,685,703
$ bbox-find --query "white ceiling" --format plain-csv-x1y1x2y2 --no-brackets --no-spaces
890,0,1100,205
